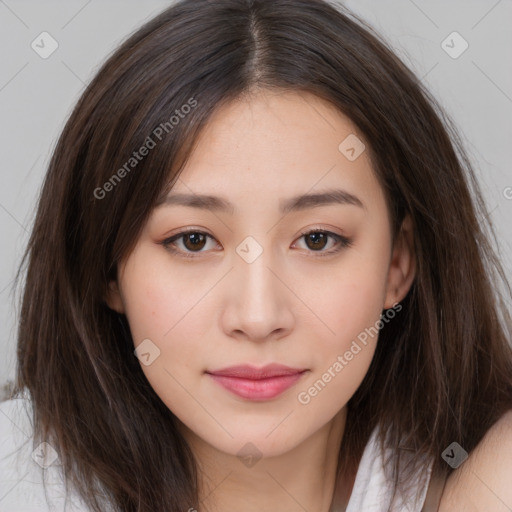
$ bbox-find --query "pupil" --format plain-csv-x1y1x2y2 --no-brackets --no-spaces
185,233,206,251
307,233,326,250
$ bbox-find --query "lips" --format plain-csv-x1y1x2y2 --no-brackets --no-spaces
206,364,308,400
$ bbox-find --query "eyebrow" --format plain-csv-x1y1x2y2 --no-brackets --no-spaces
156,188,365,214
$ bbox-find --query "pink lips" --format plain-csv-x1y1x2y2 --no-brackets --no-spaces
206,364,308,401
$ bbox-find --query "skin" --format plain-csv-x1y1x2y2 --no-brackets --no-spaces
106,89,416,512
438,410,512,511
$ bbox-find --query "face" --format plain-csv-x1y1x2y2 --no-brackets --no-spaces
107,89,415,459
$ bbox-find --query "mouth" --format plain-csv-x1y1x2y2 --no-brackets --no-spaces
205,364,309,401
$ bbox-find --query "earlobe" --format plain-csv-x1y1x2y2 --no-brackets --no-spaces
384,214,416,309
104,280,125,314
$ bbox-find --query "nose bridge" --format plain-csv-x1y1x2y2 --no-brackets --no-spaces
235,236,280,310
223,234,293,340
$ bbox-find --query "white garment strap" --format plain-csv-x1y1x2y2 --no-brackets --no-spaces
332,426,433,512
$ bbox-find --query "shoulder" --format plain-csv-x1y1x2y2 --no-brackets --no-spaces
439,410,512,511
0,398,92,511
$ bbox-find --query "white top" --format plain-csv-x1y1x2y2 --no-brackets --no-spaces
1,398,432,511
0,398,101,511
343,424,433,511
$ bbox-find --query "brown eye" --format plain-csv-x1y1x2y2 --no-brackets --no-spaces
161,228,352,260
304,232,329,251
161,230,218,258
295,229,353,256
182,232,207,251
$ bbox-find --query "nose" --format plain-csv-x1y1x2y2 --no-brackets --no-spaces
219,246,295,343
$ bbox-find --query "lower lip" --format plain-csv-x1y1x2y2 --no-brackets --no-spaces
207,372,306,400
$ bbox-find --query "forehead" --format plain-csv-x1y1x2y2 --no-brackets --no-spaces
165,89,383,211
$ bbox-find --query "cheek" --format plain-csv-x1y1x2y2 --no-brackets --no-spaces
296,279,385,418
294,233,390,409
118,249,212,407
311,239,390,348
120,247,205,343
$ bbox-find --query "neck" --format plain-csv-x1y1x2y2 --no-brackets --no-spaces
181,407,351,512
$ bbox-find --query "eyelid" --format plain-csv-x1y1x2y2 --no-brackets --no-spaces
160,226,353,258
293,227,353,257
161,227,219,259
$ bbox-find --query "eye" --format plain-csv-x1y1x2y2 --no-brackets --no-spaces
160,228,353,259
161,229,219,258
293,229,353,256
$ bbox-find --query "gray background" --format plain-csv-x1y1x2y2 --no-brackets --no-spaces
0,0,511,389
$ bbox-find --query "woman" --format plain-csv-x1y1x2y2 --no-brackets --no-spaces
2,0,512,510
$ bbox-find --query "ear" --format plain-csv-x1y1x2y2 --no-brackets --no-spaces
383,214,416,309
104,279,126,314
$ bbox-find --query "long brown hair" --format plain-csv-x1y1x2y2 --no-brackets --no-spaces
12,0,512,510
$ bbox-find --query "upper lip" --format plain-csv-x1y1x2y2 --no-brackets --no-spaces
206,364,307,380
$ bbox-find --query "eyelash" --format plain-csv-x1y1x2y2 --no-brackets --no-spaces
160,227,353,259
